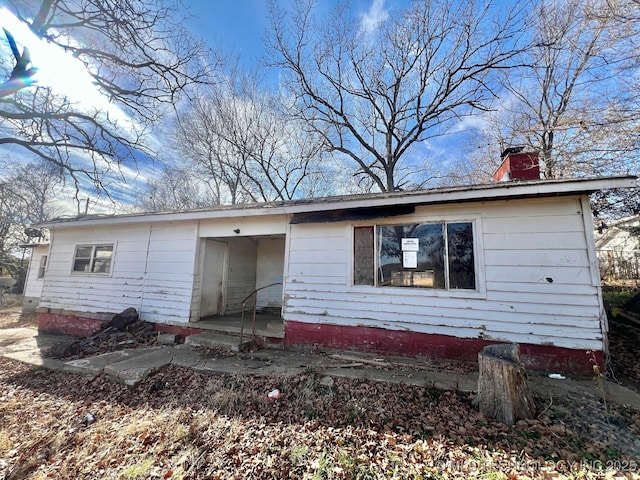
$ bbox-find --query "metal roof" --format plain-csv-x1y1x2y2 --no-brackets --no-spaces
41,175,637,228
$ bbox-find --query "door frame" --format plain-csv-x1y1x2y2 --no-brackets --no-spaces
199,239,229,317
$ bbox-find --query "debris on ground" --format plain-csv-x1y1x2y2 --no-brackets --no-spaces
47,308,159,360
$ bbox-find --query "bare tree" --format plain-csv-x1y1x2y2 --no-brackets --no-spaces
174,67,331,203
0,0,211,195
0,161,62,283
479,0,639,179
136,164,219,212
266,0,525,192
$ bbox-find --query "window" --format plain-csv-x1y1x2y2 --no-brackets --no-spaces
354,221,475,290
37,255,48,279
72,245,113,274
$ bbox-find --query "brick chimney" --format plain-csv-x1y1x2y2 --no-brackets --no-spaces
492,147,540,182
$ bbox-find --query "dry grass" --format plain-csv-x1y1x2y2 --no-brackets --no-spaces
0,296,38,329
1,302,639,478
0,357,639,479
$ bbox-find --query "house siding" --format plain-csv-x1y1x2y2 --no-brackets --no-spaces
39,221,198,325
256,238,286,309
283,196,603,353
22,245,49,312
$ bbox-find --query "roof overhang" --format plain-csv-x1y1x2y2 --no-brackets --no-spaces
40,176,637,228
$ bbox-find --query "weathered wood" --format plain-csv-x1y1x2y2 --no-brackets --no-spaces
329,354,389,367
475,343,536,426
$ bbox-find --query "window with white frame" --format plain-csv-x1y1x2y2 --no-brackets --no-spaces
72,245,113,274
353,222,475,290
37,255,47,278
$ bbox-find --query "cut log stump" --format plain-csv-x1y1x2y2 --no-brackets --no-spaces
475,343,536,426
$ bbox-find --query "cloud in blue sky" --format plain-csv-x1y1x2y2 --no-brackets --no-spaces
359,0,389,34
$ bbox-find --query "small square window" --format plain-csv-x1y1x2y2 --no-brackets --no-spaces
72,245,113,274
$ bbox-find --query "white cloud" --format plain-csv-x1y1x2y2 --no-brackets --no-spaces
359,0,389,34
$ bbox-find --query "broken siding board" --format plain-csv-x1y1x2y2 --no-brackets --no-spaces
487,290,599,307
285,290,598,317
285,312,602,350
283,196,603,352
287,275,347,285
284,296,598,325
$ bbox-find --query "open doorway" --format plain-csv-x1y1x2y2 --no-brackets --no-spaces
197,235,285,336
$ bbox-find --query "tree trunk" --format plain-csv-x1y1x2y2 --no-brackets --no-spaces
475,343,536,426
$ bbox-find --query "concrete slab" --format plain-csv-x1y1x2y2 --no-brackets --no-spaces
157,333,178,345
3,350,66,370
63,350,143,376
102,348,172,386
1,325,640,416
185,332,250,352
170,344,209,368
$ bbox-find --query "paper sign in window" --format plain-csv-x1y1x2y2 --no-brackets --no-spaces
403,251,418,268
401,238,419,251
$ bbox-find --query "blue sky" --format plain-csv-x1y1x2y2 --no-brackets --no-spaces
182,0,395,66
185,0,272,64
0,0,473,213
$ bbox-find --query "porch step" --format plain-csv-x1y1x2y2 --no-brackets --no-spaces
185,332,253,352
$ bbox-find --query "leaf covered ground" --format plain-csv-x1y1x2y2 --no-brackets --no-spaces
1,302,639,479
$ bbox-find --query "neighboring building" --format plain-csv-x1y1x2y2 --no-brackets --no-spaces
25,154,636,374
22,243,49,313
596,216,640,284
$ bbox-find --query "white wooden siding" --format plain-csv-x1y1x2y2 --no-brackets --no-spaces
40,222,198,324
256,237,285,309
23,245,49,312
224,237,258,314
283,196,604,350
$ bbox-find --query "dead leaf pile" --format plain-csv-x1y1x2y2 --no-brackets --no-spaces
1,358,639,479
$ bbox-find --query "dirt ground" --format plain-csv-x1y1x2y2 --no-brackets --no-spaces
1,296,640,479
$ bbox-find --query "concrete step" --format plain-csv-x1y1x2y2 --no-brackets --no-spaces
185,332,252,352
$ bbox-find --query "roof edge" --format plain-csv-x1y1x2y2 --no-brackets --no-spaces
40,175,637,228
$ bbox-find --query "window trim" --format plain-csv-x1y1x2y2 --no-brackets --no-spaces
37,255,48,279
71,243,115,275
350,216,486,297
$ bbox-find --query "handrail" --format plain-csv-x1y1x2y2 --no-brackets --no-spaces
240,282,283,347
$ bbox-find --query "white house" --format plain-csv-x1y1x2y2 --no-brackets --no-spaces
595,216,640,283
28,163,636,374
22,243,49,313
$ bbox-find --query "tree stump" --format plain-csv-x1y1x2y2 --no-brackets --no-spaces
475,343,536,426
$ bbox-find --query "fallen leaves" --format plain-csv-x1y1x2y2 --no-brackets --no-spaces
1,357,639,479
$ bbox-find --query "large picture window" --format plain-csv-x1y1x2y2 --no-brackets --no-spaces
72,245,113,274
354,222,475,290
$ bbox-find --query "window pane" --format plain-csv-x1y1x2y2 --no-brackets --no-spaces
447,222,475,289
73,259,91,272
38,255,47,278
354,227,374,285
92,246,113,273
75,246,93,258
94,246,113,258
378,224,445,288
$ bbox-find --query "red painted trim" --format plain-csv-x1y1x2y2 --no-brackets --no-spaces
284,321,602,375
153,323,203,337
38,312,104,337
